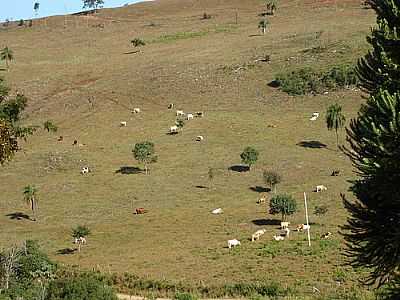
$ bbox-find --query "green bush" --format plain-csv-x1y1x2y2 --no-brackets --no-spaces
174,292,198,300
274,64,358,95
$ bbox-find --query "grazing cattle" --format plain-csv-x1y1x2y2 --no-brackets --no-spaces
228,239,241,249
316,185,327,192
310,112,319,121
133,108,141,113
281,221,290,229
58,136,63,141
170,125,178,134
168,103,174,109
273,235,285,241
331,170,340,176
251,229,266,242
296,224,310,232
196,135,204,142
120,121,127,127
74,237,86,244
211,208,223,214
176,110,185,117
267,124,277,128
187,113,194,120
280,227,290,238
80,167,90,174
195,111,204,118
321,232,332,239
134,208,147,214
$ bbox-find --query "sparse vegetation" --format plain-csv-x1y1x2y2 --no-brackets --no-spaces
314,205,328,216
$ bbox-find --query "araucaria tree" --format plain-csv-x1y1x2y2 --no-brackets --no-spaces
263,170,281,193
83,0,104,12
269,194,297,222
240,146,259,170
326,103,345,149
23,185,38,221
0,47,14,70
342,0,400,295
133,141,157,174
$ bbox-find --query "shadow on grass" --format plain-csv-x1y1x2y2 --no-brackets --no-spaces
195,185,208,189
250,186,270,193
248,34,262,37
228,165,249,172
297,140,327,149
166,131,179,136
115,166,142,175
6,212,31,221
123,50,140,55
267,80,280,88
56,248,77,255
252,219,281,226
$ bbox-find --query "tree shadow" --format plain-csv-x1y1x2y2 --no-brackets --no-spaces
267,80,280,88
6,212,31,221
249,186,270,193
115,166,142,174
228,165,249,172
248,34,262,37
297,140,327,149
123,50,140,55
166,132,179,136
72,10,95,16
56,248,77,255
252,219,281,226
195,185,208,189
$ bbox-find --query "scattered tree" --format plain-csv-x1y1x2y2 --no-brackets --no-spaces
342,0,400,291
175,118,185,131
263,170,281,193
131,38,146,48
269,194,297,222
83,0,104,12
132,141,157,175
72,225,90,252
314,205,328,216
258,19,268,35
34,2,40,17
240,146,259,170
43,120,58,133
23,185,38,221
326,103,346,149
0,47,14,70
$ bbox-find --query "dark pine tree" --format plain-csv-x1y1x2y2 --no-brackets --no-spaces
343,0,400,295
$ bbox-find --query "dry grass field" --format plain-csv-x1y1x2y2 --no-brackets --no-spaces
0,0,377,298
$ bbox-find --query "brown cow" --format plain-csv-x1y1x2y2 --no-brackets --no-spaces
134,208,147,215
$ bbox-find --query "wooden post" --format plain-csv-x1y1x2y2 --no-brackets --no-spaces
304,192,311,247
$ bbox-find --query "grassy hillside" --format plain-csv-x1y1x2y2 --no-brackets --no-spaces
0,0,376,298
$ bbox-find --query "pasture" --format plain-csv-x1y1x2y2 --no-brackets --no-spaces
0,0,376,297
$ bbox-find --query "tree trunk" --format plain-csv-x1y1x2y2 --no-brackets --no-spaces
262,27,266,35
144,164,148,175
31,198,37,221
336,129,339,150
78,243,81,252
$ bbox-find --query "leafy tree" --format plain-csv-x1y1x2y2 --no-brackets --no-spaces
263,170,281,193
130,38,146,48
23,185,38,221
0,47,14,70
326,103,346,149
43,120,58,133
314,205,328,216
132,141,157,174
72,225,90,252
175,118,184,131
46,272,118,300
269,194,297,221
34,2,40,17
258,19,268,35
240,146,259,170
83,0,104,12
356,0,400,98
342,0,400,291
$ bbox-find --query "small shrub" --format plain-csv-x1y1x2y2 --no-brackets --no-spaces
202,12,212,20
314,205,328,216
18,19,24,26
174,292,198,300
131,38,146,47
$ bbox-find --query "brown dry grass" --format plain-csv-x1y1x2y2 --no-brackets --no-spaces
0,0,376,298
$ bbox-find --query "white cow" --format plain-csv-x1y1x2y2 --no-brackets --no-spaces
251,229,267,242
321,232,332,239
81,167,90,174
133,108,141,113
309,112,319,121
187,113,194,120
281,221,290,229
228,239,241,249
282,227,290,238
316,185,327,192
176,110,185,117
120,121,127,127
169,125,178,133
296,224,311,232
273,235,285,241
196,135,204,142
211,208,223,214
